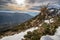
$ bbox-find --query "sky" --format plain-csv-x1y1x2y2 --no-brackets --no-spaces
0,0,60,11
0,0,60,5
0,0,59,5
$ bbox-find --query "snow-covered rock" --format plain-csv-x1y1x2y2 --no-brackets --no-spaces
0,27,38,40
40,35,53,40
44,18,54,24
40,27,60,40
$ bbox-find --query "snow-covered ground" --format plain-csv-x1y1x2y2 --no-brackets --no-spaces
40,26,60,40
0,27,38,40
44,18,54,24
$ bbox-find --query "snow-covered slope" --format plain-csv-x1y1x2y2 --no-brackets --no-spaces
44,18,54,24
0,27,38,40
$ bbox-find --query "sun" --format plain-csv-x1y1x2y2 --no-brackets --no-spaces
6,0,29,10
15,0,26,6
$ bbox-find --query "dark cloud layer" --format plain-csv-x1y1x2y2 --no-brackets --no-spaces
0,0,60,5
0,0,12,5
32,0,59,3
0,0,60,11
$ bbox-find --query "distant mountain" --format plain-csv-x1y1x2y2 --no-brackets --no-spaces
0,12,33,32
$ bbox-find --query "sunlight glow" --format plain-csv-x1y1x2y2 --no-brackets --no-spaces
15,0,26,6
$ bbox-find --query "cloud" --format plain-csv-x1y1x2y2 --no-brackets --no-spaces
0,0,60,11
0,0,12,5
0,0,60,6
26,0,59,6
0,0,59,5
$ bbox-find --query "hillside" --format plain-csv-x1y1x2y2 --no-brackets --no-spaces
0,12,33,32
0,5,60,40
22,6,60,40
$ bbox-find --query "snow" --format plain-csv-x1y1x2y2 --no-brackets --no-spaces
40,27,60,40
0,27,38,40
48,4,60,9
44,18,54,24
40,35,53,40
39,23,43,26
